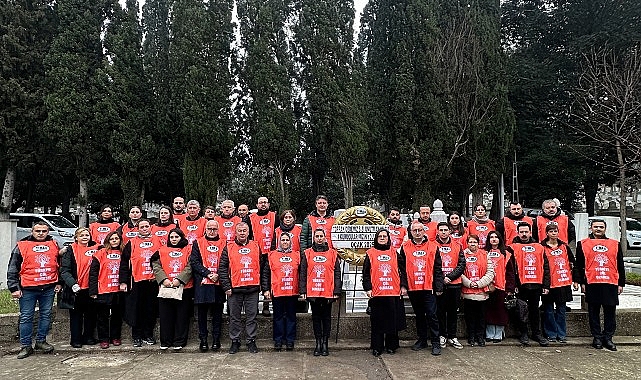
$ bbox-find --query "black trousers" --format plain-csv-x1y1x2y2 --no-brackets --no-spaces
96,294,124,342
131,280,158,340
309,299,333,338
69,289,97,345
437,287,461,339
408,290,439,344
158,288,194,347
463,299,487,341
588,302,617,341
517,287,542,338
197,302,224,342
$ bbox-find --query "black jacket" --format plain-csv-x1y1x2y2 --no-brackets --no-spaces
435,236,466,288
218,238,265,294
190,236,226,304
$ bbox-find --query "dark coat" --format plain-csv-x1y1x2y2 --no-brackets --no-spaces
575,236,625,306
190,236,226,304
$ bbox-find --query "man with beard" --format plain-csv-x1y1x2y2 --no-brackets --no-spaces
172,197,187,226
387,207,407,250
215,200,242,242
301,195,335,250
407,205,438,242
496,202,533,244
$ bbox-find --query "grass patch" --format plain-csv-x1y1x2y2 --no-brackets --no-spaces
626,272,641,287
0,290,19,314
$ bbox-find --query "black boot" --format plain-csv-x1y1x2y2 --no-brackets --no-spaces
321,336,329,356
212,335,221,350
313,338,322,356
199,339,208,352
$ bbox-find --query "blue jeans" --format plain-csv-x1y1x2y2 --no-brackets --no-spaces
543,301,567,340
19,286,56,347
272,295,298,344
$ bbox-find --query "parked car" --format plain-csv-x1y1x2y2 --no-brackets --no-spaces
588,216,641,249
11,213,77,247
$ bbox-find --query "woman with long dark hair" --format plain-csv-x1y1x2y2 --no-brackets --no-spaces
483,230,516,343
151,205,176,246
448,211,468,249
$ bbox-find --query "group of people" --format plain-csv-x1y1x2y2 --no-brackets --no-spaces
6,196,625,360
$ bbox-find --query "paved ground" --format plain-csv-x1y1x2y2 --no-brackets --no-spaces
1,338,641,380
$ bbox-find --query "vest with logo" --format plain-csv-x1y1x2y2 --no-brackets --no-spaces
151,223,177,246
366,248,401,297
89,222,120,245
537,215,569,243
268,249,301,297
181,217,206,244
276,225,302,255
420,221,438,242
94,248,122,294
466,219,496,247
158,245,193,288
503,216,533,245
450,228,468,250
130,235,162,282
438,240,462,285
72,243,99,289
228,241,261,288
402,239,437,291
462,249,489,294
388,224,407,250
173,213,187,228
544,244,572,288
195,237,226,285
511,242,545,285
304,248,337,298
17,240,59,287
250,212,277,251
581,238,619,285
121,223,139,245
487,248,509,291
308,215,336,248
215,215,241,242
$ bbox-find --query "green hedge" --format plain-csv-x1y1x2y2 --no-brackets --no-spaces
626,272,641,287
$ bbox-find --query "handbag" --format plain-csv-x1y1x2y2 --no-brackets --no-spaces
157,285,184,300
58,285,76,309
504,293,517,310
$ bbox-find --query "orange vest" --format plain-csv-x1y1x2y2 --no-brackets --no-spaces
181,217,206,244
544,244,572,288
158,245,193,288
462,249,489,294
89,222,120,245
173,213,187,228
466,219,496,247
227,241,261,288
366,248,401,297
581,238,619,285
512,242,545,285
275,225,302,254
420,220,438,242
402,239,437,291
93,248,122,294
388,224,407,250
72,243,99,289
308,214,335,248
121,223,139,245
195,237,226,285
537,215,569,243
151,223,177,246
304,248,337,298
17,240,59,287
450,228,468,250
487,248,509,291
438,240,462,285
503,216,533,245
215,215,241,242
250,212,277,251
268,250,300,297
129,235,162,282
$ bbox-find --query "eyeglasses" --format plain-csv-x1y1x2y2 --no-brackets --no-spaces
206,228,218,231
33,230,48,233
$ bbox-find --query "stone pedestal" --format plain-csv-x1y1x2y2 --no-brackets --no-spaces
0,220,17,289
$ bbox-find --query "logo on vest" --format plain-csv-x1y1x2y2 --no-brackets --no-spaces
389,229,400,236
525,253,537,266
155,230,168,236
488,251,501,258
139,241,153,249
86,249,97,257
259,218,270,225
413,250,426,257
377,255,391,262
32,245,50,253
546,220,559,226
550,249,563,256
521,245,535,253
126,231,138,238
279,256,293,263
223,221,234,228
169,250,183,258
592,245,609,253
466,256,477,262
312,255,327,263
238,248,251,255
97,226,111,232
475,225,488,232
316,219,327,225
206,245,219,252
107,253,121,260
439,246,451,254
187,225,198,231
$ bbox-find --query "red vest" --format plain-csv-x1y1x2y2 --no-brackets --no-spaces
420,220,438,242
487,248,509,291
215,215,241,242
537,215,570,243
366,248,401,297
121,223,139,245
308,214,335,248
402,239,437,291
581,238,619,285
93,248,122,294
388,224,407,250
250,212,277,251
503,216,533,245
275,225,302,254
158,246,193,288
227,241,261,288
304,248,338,298
89,222,120,245
450,228,468,250
72,243,99,289
544,244,572,288
511,242,545,285
129,235,162,282
151,223,177,246
466,219,496,247
181,216,206,244
268,250,300,297
173,213,187,228
195,237,226,285
17,240,59,287
462,249,489,294
438,239,462,285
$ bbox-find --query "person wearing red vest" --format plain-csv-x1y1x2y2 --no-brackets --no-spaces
8,221,62,359
483,231,516,343
461,234,495,347
301,195,335,251
172,196,187,226
215,199,242,242
119,218,162,347
407,205,438,242
89,230,125,349
237,203,250,222
400,221,444,355
262,232,302,351
387,207,407,250
89,204,120,245
151,205,177,246
541,223,578,344
150,228,193,350
448,211,468,250
510,222,551,347
363,229,408,357
496,202,533,246
60,227,100,348
435,221,466,350
190,219,227,352
300,228,342,357
181,200,206,244
533,199,576,244
249,196,280,316
466,203,496,247
218,222,263,354
275,209,302,253
119,205,142,245
575,219,625,351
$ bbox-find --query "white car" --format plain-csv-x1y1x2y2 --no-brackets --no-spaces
11,213,77,247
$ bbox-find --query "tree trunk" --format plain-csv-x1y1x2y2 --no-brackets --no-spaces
121,171,141,214
340,167,354,208
0,166,16,219
274,163,289,212
78,178,88,227
616,140,628,254
584,172,598,216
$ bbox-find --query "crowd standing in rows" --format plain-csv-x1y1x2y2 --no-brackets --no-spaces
7,197,625,359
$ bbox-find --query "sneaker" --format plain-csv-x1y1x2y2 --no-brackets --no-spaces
519,334,530,346
558,337,567,344
111,339,122,346
160,346,169,350
143,337,156,345
439,336,446,347
411,340,427,351
431,345,441,356
534,335,549,347
173,346,183,351
247,340,258,353
286,342,295,351
477,338,486,347
100,341,109,349
229,340,241,354
34,341,54,353
199,340,209,352
17,346,34,359
448,338,463,349
133,339,143,347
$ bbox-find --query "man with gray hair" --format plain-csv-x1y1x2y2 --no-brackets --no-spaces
215,199,242,242
181,200,206,244
533,199,575,243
